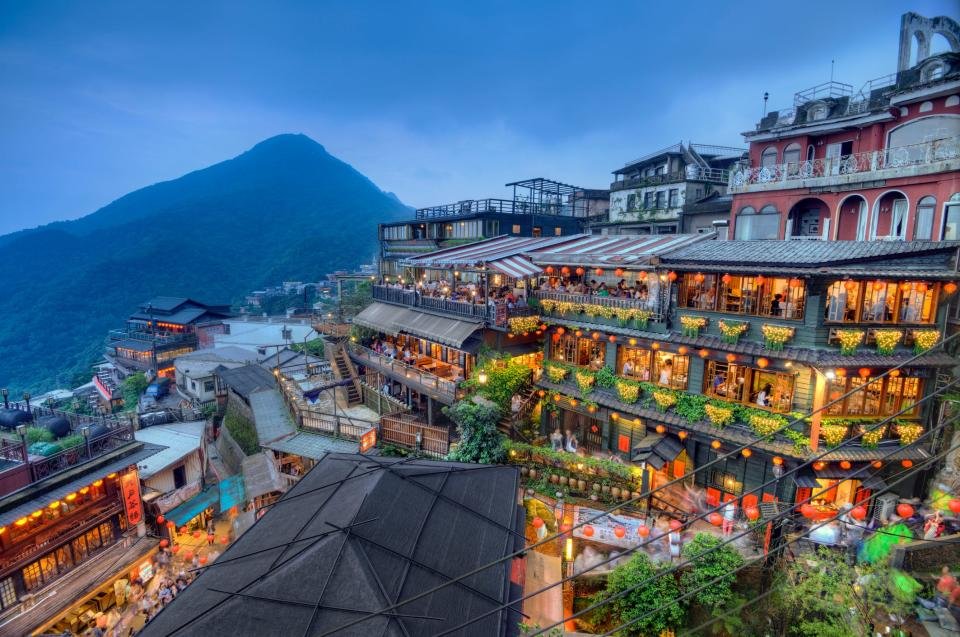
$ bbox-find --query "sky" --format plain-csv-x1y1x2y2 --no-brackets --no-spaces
0,0,956,235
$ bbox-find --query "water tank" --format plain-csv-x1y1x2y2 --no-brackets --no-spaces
86,423,110,440
0,408,32,430
37,415,71,439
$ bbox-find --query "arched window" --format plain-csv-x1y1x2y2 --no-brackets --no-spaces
914,196,936,240
806,145,815,162
944,193,960,240
783,143,802,176
736,206,780,240
761,147,778,168
734,206,756,240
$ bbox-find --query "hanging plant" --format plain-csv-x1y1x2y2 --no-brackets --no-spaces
614,307,634,326
575,370,595,395
508,315,541,336
718,320,749,344
761,324,794,351
544,362,569,383
633,309,654,329
860,423,886,448
651,390,677,413
912,329,939,354
615,378,640,404
539,299,557,314
680,315,707,337
894,423,922,446
820,424,847,447
704,403,735,428
873,329,903,355
836,329,865,356
747,412,787,438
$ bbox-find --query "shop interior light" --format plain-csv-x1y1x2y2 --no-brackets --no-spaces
14,518,27,527
93,480,103,487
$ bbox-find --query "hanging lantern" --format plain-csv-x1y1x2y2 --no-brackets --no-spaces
948,499,960,514
711,440,721,450
757,357,769,369
556,327,565,335
721,274,732,285
858,368,871,378
537,389,546,397
844,280,858,291
725,353,736,363
698,348,709,358
199,555,209,565
678,431,688,440
539,324,548,331
569,398,578,407
561,266,570,275
171,544,181,554
219,536,230,545
873,281,885,291
708,512,723,526
629,338,638,346
588,405,597,413
655,424,666,434
945,282,958,294
167,520,175,529
532,517,544,529
694,273,705,283
918,282,928,292
183,550,194,562
901,459,913,469
613,525,626,538
595,268,605,276
610,413,619,421
813,461,826,471
889,369,900,378
638,524,650,538
615,268,625,277
192,530,202,539
591,332,600,341
583,524,594,537
159,539,169,548
851,505,867,521
839,460,852,470
667,271,678,282
179,526,188,535
156,514,165,525
835,368,847,377
207,533,215,543
745,506,760,521
651,342,660,350
772,456,783,466
677,346,688,355
872,460,883,469
575,330,583,337
896,503,914,518
552,333,561,343
669,519,683,531
900,282,912,292
755,275,765,285
742,448,752,458
789,278,803,288
638,271,648,281
608,335,617,343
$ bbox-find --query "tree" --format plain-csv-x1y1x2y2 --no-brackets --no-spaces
459,358,532,410
594,552,686,636
680,532,745,610
445,398,505,464
121,372,149,411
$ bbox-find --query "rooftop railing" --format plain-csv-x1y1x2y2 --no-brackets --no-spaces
415,198,573,219
729,137,960,193
347,343,458,402
611,166,730,192
371,285,532,326
107,329,195,346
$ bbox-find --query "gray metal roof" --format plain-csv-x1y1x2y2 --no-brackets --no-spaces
140,454,523,637
241,451,286,500
217,364,277,400
662,239,960,267
355,302,482,349
264,432,359,460
248,389,296,445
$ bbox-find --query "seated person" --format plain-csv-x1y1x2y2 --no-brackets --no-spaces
756,383,772,407
589,355,604,371
622,359,635,377
770,294,783,316
658,358,673,386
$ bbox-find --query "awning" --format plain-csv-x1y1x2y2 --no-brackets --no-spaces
488,255,542,279
219,475,246,512
401,234,579,269
631,433,683,468
353,302,409,335
528,234,710,267
165,486,220,527
393,311,482,349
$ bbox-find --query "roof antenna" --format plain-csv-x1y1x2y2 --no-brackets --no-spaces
762,92,769,117
830,59,835,82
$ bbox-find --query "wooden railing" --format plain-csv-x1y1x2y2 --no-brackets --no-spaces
533,290,664,321
299,410,375,441
347,343,458,401
371,285,531,326
29,424,136,482
380,413,450,458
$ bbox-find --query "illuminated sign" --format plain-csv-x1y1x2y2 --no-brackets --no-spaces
138,560,154,583
120,470,143,526
359,427,377,454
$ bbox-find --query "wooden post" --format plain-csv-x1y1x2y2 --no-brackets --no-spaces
427,397,433,426
809,371,827,452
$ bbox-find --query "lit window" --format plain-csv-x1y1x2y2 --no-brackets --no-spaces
554,227,562,236
511,224,521,234
653,351,689,390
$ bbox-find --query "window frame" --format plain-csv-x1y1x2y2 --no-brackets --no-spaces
825,374,923,418
703,360,795,413
823,280,938,325
679,273,805,320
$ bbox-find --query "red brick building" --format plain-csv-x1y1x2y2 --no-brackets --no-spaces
729,12,960,242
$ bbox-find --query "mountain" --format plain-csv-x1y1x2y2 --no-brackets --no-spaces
0,134,411,393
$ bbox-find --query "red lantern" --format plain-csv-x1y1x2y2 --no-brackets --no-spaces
872,460,883,469
532,516,544,529
677,346,688,355
800,504,816,519
851,506,867,521
813,461,826,471
840,460,852,470
545,266,554,274
166,520,175,529
726,353,736,363
655,424,666,434
772,456,783,466
844,280,858,291
835,368,847,377
667,271,678,282
900,282,912,292
556,327,565,336
757,357,769,369
651,342,660,350
708,512,723,526
858,368,871,378
595,268,604,276
745,506,760,521
789,278,803,288
950,499,960,514
171,544,181,554
694,273,705,283
755,275,765,285
219,536,230,545
698,348,709,358
156,514,165,525
552,333,561,343
192,530,202,539
721,274,732,285
583,524,594,537
873,281,885,291
638,525,650,538
561,266,570,275
901,459,913,468
539,324,547,331
711,440,721,450
199,555,208,565
575,267,585,276
207,533,215,542
183,551,194,562
896,503,914,518
889,369,900,378
669,519,683,531
591,332,600,341
159,539,169,548
945,282,958,295
742,448,752,458
638,271,648,281
678,431,688,440
575,330,583,337
608,335,617,343
179,526,188,535
614,525,626,538
615,268,624,277
918,282,928,292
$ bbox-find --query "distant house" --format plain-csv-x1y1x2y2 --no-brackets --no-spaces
135,421,207,523
104,296,232,379
174,347,261,405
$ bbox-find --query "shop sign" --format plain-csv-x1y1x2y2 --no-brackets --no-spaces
138,560,154,583
360,427,377,453
120,470,143,525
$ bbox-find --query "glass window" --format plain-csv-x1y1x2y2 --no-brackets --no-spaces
757,277,805,320
734,207,756,240
718,274,760,315
655,191,665,209
22,562,42,591
827,374,922,418
705,361,748,402
654,352,688,390
679,273,718,310
0,577,16,610
825,280,936,324
915,197,936,240
552,335,603,367
824,281,861,322
761,147,778,168
783,143,802,175
750,370,795,412
668,189,679,207
617,346,651,381
643,192,654,209
861,281,898,323
944,198,960,240
554,227,562,236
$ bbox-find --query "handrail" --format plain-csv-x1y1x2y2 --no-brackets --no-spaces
372,285,528,323
730,136,960,191
533,290,663,320
347,343,458,398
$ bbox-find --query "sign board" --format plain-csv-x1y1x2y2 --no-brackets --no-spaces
138,560,154,583
360,427,377,453
120,470,143,526
572,505,654,549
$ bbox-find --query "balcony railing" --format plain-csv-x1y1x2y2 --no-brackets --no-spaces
729,137,960,193
611,166,730,192
533,290,664,322
347,343,458,402
415,198,573,219
371,285,531,326
107,329,196,347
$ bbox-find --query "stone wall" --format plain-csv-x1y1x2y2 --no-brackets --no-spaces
890,533,960,571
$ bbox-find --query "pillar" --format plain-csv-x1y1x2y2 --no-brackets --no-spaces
809,372,827,452
427,397,434,425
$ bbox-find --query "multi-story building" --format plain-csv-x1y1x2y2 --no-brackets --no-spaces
378,178,608,276
728,11,960,242
104,297,232,379
602,142,746,236
531,239,960,517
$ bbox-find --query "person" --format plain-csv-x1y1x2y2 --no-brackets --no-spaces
549,428,564,451
701,287,716,309
756,383,772,407
771,293,783,316
590,354,604,371
658,358,673,386
511,394,523,414
564,430,579,454
938,566,958,606
901,298,919,322
925,511,944,540
712,372,726,395
622,358,635,377
668,528,682,562
722,501,736,536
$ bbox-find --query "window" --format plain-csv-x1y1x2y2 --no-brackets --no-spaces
922,61,945,82
617,346,652,381
532,227,542,237
551,334,604,367
915,196,936,240
808,103,829,121
826,374,922,418
643,192,654,209
656,166,666,176
0,577,15,610
943,195,960,240
680,273,718,310
679,273,805,320
668,189,679,207
705,361,749,403
761,147,778,168
734,206,780,240
511,224,521,234
626,193,638,211
783,143,802,175
655,191,665,209
654,351,689,390
554,226,563,236
173,464,187,489
657,225,677,234
704,361,795,412
204,379,215,393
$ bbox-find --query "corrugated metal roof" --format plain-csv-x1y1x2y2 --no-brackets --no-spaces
217,365,277,400
662,239,960,267
241,451,286,500
265,432,359,460
134,421,204,479
249,389,296,445
487,255,541,279
393,310,482,348
401,234,578,268
530,234,711,266
353,302,409,335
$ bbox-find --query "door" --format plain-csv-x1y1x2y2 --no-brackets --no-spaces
826,143,843,175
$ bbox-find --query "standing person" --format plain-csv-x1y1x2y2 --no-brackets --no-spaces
658,358,674,386
668,527,683,562
549,428,564,451
722,500,737,536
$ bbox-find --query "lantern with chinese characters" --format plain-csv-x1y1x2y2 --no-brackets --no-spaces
745,506,760,521
613,525,626,538
583,524,594,537
896,503,914,519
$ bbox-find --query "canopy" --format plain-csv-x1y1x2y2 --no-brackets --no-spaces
631,433,684,468
353,302,409,335
401,234,577,270
529,234,710,267
165,486,220,527
219,475,246,512
488,255,542,279
393,311,482,349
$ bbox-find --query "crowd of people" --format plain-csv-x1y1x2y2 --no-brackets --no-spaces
380,277,529,309
543,277,654,303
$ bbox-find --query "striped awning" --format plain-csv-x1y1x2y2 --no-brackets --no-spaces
393,311,482,348
401,234,580,269
528,234,711,267
488,255,542,279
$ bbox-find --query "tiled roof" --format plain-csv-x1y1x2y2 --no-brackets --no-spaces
662,240,960,267
216,364,277,400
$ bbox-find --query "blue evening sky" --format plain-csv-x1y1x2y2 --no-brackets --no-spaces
0,0,955,234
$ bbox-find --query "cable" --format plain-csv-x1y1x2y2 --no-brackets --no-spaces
594,441,957,637
449,411,958,637
316,336,960,636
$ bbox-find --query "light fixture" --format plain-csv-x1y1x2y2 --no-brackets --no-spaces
477,371,488,385
825,369,836,380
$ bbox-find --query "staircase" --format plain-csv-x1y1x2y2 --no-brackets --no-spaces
330,345,362,406
498,387,537,442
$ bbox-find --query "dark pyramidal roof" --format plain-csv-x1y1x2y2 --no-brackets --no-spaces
140,454,523,637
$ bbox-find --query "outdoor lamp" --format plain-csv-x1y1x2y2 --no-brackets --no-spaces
477,371,488,385
825,369,836,380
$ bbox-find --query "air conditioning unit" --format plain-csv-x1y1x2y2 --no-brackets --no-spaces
873,493,899,523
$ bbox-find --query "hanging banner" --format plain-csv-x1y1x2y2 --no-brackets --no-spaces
120,470,143,526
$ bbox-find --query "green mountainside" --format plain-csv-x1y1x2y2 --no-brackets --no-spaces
0,134,410,393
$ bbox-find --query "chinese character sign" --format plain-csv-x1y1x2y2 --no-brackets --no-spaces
360,427,377,453
120,470,143,526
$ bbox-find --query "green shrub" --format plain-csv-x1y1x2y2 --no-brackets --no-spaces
223,409,260,455
680,533,744,609
58,434,86,451
593,552,686,635
26,427,54,444
445,398,506,464
594,365,617,389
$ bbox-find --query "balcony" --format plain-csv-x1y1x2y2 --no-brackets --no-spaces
532,290,665,326
346,343,459,404
107,328,195,347
729,137,960,194
611,166,730,193
371,285,533,327
415,198,572,220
